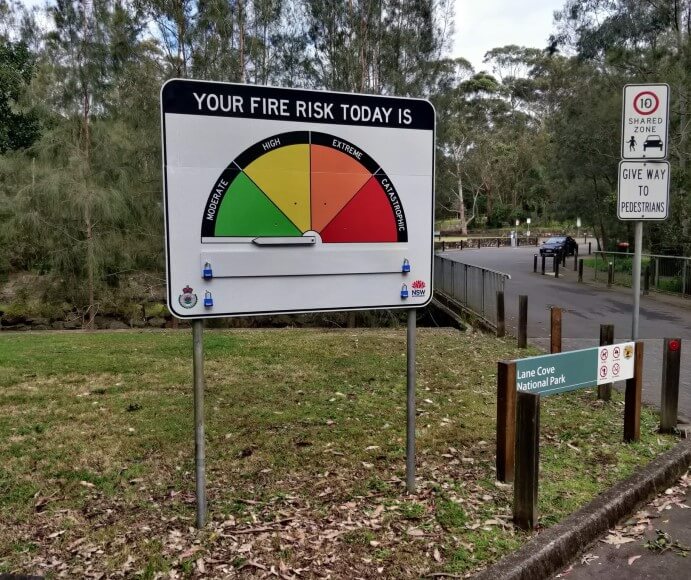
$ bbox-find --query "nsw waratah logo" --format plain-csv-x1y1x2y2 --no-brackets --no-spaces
411,280,426,297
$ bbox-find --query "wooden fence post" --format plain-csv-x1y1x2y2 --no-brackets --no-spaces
496,291,505,338
624,341,644,443
550,307,562,354
660,338,682,433
518,295,528,349
598,325,614,400
496,361,516,482
514,391,540,530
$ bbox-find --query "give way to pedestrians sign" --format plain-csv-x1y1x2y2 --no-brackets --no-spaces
617,160,670,220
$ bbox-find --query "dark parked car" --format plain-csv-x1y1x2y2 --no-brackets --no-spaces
540,236,578,257
643,135,663,151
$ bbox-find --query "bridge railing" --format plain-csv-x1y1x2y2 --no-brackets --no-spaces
434,255,511,328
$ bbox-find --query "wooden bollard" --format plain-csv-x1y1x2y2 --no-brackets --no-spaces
496,361,516,482
624,341,644,443
574,249,578,271
554,255,560,278
578,259,584,282
550,307,562,354
541,255,546,275
496,291,505,338
598,324,614,400
588,242,592,255
533,254,538,273
562,251,567,267
518,295,528,349
514,391,540,530
607,262,614,287
644,265,650,295
660,338,682,433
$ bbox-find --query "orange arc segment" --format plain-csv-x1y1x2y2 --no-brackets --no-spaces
310,144,372,232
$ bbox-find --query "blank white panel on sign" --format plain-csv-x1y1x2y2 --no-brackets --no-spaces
200,246,408,278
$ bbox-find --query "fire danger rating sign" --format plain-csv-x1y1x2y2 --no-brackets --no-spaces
621,84,669,160
161,80,435,318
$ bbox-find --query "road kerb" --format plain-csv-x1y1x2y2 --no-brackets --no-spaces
474,439,691,580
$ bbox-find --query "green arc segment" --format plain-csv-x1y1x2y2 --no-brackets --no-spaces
215,172,302,237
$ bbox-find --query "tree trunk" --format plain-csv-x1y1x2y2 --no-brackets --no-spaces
238,0,245,83
85,203,95,329
82,1,94,330
592,177,608,251
457,162,467,235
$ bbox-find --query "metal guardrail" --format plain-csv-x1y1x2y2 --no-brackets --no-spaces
434,236,540,251
434,255,511,327
587,251,690,297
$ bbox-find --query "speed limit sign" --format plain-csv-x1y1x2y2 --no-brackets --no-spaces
621,84,669,160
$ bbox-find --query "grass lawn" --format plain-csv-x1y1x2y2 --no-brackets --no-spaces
0,328,676,578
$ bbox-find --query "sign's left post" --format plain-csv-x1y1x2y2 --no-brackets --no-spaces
192,319,206,528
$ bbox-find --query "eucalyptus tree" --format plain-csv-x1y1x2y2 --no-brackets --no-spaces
553,0,690,252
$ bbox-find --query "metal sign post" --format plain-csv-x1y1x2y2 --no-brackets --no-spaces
631,222,643,339
619,84,670,340
192,319,207,528
406,310,416,493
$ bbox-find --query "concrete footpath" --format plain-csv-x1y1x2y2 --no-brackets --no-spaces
554,467,691,579
475,442,691,580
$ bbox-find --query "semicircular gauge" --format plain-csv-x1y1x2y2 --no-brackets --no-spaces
201,131,407,243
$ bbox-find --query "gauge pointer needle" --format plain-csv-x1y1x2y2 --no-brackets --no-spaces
252,236,317,246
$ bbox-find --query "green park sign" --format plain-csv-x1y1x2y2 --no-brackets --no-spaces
515,342,635,397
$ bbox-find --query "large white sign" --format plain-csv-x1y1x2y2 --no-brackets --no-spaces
161,80,435,318
617,161,670,220
621,84,669,160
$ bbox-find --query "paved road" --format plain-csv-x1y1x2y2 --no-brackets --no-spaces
440,245,691,421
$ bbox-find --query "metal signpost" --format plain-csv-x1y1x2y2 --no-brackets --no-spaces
619,84,670,340
161,80,435,525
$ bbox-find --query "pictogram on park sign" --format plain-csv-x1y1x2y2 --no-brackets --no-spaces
621,84,669,160
161,80,435,318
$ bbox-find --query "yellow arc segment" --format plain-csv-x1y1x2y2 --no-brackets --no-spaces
243,144,311,232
